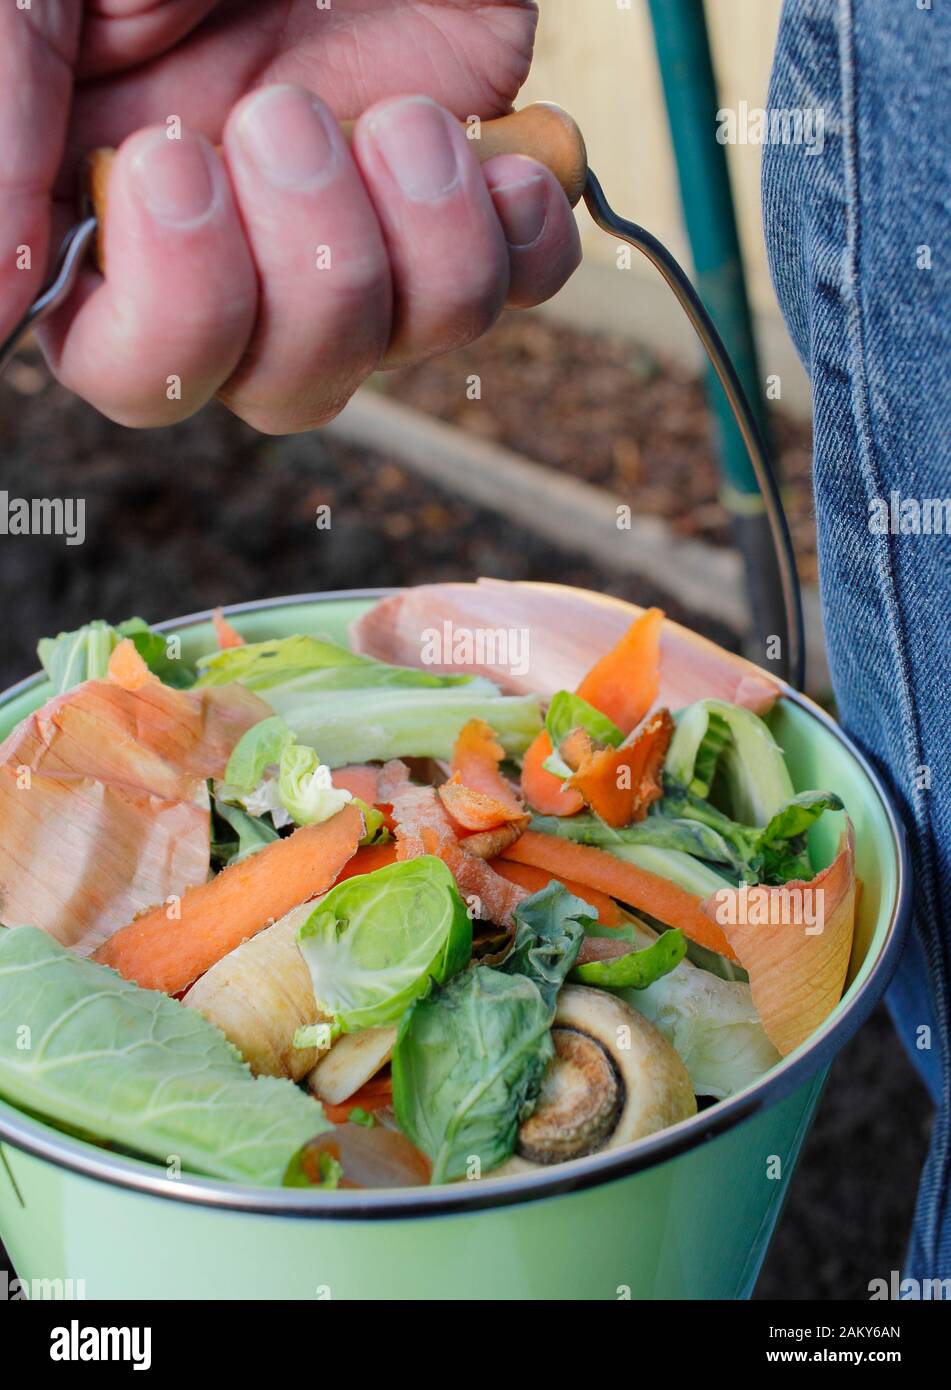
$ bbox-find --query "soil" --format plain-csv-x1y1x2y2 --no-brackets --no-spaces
0,346,740,689
381,311,820,583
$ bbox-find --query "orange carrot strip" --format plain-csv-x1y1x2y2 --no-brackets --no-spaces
520,730,584,816
106,638,157,692
566,709,674,828
490,858,623,927
501,829,737,960
379,760,525,927
330,764,381,804
331,841,398,884
576,606,665,730
438,776,525,832
460,821,527,859
449,718,523,814
212,608,245,650
521,607,665,817
323,1073,394,1125
94,802,365,993
330,766,396,833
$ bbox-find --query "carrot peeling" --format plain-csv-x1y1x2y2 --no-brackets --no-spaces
520,731,584,816
449,718,523,815
212,608,245,650
459,822,526,860
576,606,665,728
521,607,665,816
489,858,624,927
564,709,674,828
501,829,737,960
438,775,527,833
442,719,528,835
107,638,158,692
323,1073,394,1125
93,802,365,994
331,841,399,884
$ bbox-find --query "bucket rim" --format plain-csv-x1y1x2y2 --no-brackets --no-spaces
0,588,913,1220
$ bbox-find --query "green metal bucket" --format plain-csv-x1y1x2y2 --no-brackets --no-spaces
0,590,911,1300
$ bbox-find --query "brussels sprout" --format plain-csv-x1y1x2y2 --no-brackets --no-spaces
297,856,472,1033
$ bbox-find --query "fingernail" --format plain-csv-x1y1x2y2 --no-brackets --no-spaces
368,96,460,202
130,130,217,227
236,85,338,190
489,172,548,248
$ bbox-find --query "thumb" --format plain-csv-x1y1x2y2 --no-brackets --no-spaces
0,6,81,341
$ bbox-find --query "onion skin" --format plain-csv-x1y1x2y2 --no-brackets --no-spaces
183,903,326,1080
295,1124,431,1189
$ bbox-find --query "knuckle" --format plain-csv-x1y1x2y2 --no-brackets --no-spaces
327,248,391,302
435,280,505,352
223,384,358,436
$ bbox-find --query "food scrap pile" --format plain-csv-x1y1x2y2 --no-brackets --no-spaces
0,583,855,1189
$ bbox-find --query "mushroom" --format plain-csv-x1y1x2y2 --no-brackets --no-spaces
495,985,696,1174
517,1026,622,1163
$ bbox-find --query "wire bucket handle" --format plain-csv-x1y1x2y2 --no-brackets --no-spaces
582,172,804,690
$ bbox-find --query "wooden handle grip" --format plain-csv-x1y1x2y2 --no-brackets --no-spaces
84,103,587,271
467,103,587,204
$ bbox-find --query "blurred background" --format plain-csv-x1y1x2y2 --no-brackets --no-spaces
0,0,931,1297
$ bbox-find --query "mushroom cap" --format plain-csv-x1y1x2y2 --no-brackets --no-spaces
556,986,696,1148
517,1026,621,1164
491,985,696,1177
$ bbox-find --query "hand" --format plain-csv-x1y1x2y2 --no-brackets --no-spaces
0,1,580,432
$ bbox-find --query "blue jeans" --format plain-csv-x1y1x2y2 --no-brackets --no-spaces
762,0,950,1280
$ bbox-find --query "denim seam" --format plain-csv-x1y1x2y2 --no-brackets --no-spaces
837,0,950,1271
